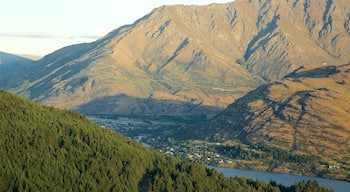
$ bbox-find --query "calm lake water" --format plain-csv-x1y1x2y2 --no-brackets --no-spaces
210,166,350,192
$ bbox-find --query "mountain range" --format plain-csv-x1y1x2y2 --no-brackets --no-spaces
1,0,350,182
2,0,350,116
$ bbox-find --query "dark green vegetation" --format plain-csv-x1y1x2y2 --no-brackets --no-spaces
1,0,350,188
0,90,332,191
214,143,322,174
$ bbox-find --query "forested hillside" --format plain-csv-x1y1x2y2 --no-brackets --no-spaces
0,90,331,191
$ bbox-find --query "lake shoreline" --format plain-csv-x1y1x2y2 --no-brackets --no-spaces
209,166,350,192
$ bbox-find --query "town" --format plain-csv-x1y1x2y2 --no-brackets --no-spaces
89,115,236,167
89,115,346,180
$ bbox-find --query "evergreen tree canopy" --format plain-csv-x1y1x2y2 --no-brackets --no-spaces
0,90,332,191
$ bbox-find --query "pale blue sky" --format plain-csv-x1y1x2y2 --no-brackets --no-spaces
0,0,232,56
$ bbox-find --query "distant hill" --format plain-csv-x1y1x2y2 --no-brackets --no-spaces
1,0,350,116
0,51,32,76
0,89,332,191
185,63,350,181
17,54,41,61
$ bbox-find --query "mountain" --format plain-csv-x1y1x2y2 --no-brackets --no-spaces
0,89,332,191
0,51,33,76
186,63,350,180
1,0,350,116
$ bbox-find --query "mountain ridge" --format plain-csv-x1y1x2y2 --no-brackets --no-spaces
17,54,41,61
185,62,350,180
1,0,350,116
0,51,33,76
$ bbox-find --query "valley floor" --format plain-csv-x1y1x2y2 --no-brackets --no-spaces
89,115,350,182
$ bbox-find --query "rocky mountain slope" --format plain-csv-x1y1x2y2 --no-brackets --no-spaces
1,89,332,191
1,0,350,116
0,51,32,76
188,63,350,180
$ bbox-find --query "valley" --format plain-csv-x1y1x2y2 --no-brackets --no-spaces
0,89,333,191
1,0,350,190
89,114,350,182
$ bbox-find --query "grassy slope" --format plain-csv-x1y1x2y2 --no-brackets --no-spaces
185,63,350,180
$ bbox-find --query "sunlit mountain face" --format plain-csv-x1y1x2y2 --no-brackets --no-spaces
2,0,350,117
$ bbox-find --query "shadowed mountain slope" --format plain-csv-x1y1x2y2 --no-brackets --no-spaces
187,63,350,180
1,0,350,116
0,51,32,76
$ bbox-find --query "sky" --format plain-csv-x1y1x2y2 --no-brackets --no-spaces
0,0,232,57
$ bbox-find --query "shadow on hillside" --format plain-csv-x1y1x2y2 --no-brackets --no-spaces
75,94,222,117
284,65,339,79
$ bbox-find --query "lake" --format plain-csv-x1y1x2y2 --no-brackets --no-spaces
210,166,350,192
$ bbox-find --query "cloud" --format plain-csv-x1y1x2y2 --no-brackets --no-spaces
0,32,53,39
0,32,101,40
